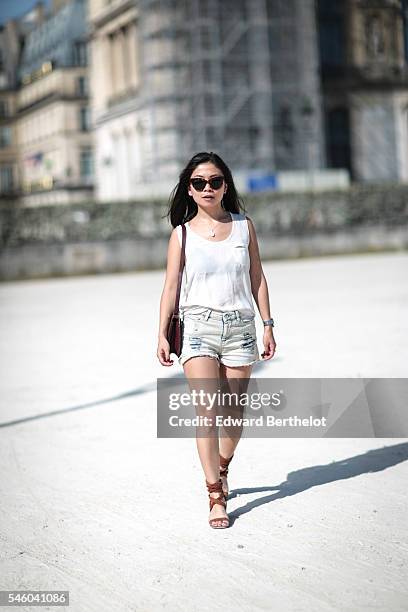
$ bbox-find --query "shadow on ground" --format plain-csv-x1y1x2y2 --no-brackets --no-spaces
226,442,408,525
0,360,273,428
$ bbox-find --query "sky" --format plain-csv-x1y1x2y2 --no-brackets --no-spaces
0,0,52,25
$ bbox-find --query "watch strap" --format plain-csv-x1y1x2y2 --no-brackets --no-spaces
263,318,274,327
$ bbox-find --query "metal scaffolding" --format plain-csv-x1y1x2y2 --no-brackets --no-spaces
138,0,324,176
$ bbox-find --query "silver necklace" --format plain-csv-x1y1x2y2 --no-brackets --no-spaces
206,214,230,237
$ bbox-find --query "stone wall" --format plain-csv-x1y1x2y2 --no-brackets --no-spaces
1,185,407,280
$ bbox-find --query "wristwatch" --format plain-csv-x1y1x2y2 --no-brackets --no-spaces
263,318,274,327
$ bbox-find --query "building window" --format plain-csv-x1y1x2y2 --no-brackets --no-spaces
0,100,8,118
79,106,90,131
327,108,351,173
0,126,11,148
276,103,294,149
73,41,87,66
317,0,346,69
0,166,13,193
80,148,93,178
77,76,88,96
403,0,408,62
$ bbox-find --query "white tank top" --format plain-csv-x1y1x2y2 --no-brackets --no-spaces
175,212,255,317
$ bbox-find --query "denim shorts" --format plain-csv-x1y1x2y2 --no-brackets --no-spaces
178,306,260,368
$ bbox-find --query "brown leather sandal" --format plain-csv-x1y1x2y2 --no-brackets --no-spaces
219,453,234,497
206,478,229,529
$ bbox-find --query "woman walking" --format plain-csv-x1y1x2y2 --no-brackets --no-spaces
157,151,276,528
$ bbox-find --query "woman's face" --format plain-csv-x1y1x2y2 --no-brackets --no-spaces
188,162,227,210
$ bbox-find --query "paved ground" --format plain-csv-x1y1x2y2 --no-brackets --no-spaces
0,251,407,611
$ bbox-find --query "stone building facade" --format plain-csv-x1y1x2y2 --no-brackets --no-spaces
89,0,326,201
318,0,408,182
13,0,93,206
5,0,408,207
0,15,26,202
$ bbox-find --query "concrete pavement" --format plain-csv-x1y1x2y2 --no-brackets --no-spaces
0,251,407,611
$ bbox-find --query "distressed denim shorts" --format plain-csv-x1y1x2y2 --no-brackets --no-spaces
178,306,260,368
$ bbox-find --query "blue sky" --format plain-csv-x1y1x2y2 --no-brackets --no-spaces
0,0,52,25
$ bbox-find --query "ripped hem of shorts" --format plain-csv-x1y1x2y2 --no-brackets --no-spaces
179,354,220,367
219,357,260,367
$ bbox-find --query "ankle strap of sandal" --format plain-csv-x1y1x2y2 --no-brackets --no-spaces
219,453,234,475
206,479,226,510
209,495,226,509
206,478,223,494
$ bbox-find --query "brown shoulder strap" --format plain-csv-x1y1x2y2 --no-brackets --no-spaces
174,224,186,314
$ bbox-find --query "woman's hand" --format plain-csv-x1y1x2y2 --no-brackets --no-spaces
261,327,276,361
157,336,174,366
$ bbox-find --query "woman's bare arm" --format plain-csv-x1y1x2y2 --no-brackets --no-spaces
158,228,182,339
247,217,272,321
247,216,276,360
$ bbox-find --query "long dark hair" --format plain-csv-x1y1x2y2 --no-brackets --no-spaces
165,151,247,228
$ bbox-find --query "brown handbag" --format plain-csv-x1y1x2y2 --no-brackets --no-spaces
167,224,186,356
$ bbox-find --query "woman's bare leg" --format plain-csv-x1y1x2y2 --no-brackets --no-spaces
183,355,227,526
218,363,253,491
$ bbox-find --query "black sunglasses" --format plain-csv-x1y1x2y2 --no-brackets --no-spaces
190,176,225,191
